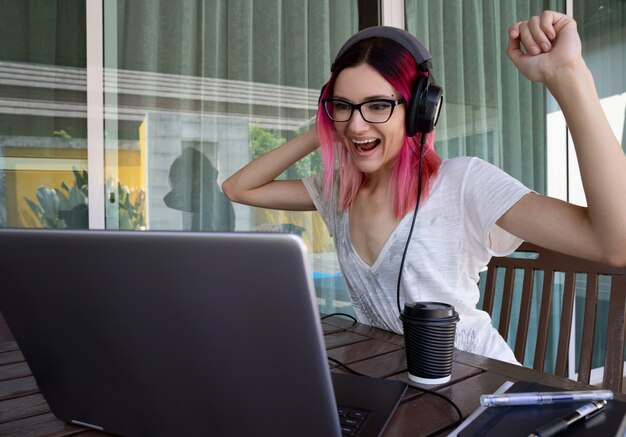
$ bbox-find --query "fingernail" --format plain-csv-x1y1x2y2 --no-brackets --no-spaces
541,43,551,51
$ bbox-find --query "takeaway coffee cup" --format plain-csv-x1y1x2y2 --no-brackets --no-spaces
400,302,459,384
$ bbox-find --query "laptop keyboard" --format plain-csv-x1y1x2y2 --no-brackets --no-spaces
337,406,370,436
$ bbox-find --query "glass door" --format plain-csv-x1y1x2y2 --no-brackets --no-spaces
101,0,366,315
0,1,88,229
101,0,360,233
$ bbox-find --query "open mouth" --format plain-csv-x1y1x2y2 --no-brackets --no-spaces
352,138,381,152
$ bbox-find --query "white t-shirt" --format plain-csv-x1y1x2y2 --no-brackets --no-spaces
303,156,533,364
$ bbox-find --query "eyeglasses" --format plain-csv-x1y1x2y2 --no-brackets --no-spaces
322,98,406,124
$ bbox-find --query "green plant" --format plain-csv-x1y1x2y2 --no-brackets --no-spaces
25,168,89,228
24,169,146,230
249,126,321,178
106,179,146,230
250,126,286,160
52,129,72,140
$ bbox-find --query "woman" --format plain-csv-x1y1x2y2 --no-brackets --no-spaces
222,11,626,363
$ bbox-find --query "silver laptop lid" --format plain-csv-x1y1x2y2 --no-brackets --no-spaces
0,229,341,436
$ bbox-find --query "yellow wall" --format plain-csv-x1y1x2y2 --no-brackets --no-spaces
5,146,143,227
109,149,144,191
252,208,334,253
5,147,87,227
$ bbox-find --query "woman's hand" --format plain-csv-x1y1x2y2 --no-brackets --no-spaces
507,11,583,86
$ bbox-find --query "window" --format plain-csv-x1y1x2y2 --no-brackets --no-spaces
0,1,88,229
100,0,365,316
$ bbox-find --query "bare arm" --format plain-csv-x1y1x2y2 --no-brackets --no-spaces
498,11,626,266
222,127,320,211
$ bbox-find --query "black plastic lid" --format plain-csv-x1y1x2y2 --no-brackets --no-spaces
402,302,457,319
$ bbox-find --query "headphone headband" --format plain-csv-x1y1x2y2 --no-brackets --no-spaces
332,26,433,72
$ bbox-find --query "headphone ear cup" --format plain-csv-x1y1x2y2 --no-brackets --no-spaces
406,76,443,137
406,76,428,137
423,84,443,133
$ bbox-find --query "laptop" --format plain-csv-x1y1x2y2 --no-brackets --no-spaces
0,229,406,436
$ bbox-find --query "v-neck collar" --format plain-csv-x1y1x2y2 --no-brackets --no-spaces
342,162,446,272
345,211,414,271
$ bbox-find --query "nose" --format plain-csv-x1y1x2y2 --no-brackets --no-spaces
347,108,369,133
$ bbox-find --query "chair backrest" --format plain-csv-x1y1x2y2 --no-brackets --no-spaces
482,242,626,392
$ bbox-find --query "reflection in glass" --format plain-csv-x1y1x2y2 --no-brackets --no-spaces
0,0,88,228
164,147,234,231
102,0,361,315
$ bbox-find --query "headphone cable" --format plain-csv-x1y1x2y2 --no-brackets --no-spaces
396,133,427,315
320,312,358,323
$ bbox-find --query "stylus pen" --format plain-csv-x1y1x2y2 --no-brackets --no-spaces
480,389,613,407
527,400,607,437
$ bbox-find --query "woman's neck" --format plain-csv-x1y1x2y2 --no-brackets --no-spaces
361,162,395,194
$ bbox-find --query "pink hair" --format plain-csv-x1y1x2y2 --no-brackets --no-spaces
316,38,441,219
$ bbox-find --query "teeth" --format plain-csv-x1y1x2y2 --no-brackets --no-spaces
351,138,380,152
352,138,377,145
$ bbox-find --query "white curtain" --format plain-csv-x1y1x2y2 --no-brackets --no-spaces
404,0,562,193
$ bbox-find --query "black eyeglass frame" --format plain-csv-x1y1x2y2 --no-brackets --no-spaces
321,97,406,124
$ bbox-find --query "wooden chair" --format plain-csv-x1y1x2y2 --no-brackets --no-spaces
482,242,626,392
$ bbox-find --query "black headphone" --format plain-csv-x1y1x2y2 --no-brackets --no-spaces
326,26,443,137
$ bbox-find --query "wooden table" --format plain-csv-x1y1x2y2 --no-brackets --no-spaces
2,316,623,436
